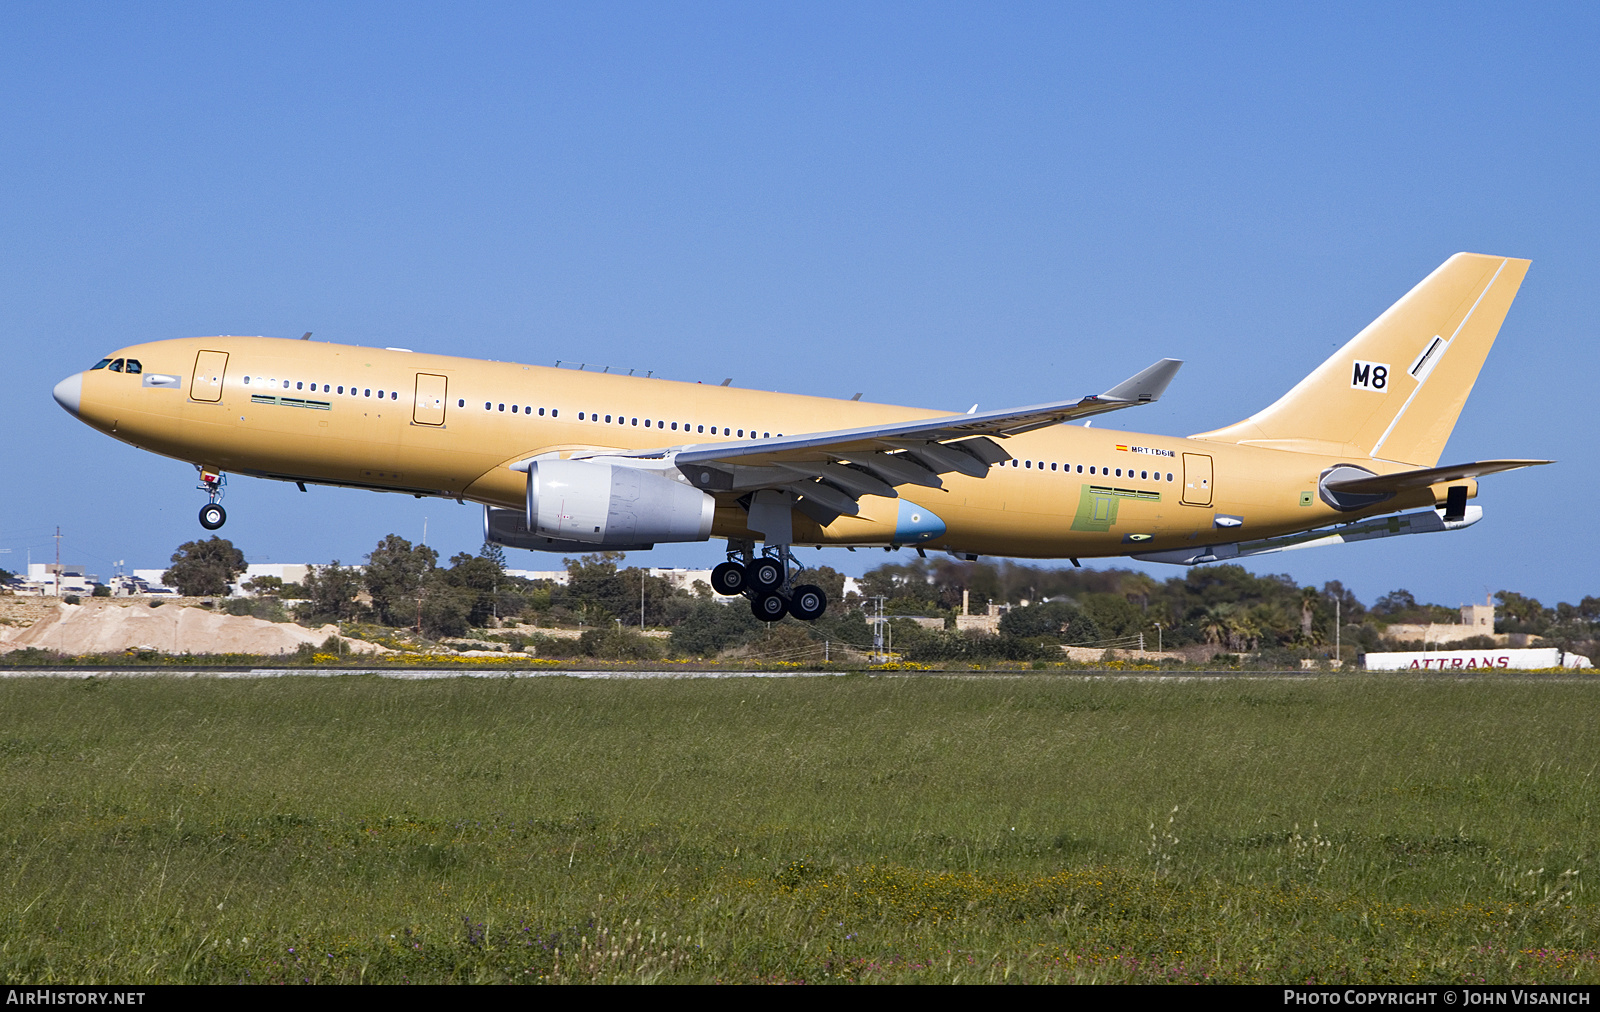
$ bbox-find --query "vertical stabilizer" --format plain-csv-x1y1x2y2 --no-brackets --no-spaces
1192,253,1530,466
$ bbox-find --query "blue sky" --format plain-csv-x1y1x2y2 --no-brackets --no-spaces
2,3,1595,609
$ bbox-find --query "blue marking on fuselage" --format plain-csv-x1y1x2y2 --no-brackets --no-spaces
894,499,946,544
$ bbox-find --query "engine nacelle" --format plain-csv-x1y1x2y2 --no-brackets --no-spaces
524,459,715,546
484,506,655,552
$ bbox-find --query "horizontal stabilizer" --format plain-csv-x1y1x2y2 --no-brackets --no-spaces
1322,459,1551,495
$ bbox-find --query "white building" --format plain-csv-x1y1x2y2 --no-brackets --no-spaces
231,563,316,596
505,569,570,586
19,563,101,596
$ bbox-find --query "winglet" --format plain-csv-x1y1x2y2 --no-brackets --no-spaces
1099,358,1183,404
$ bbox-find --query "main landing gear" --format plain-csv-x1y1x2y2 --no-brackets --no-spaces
196,469,227,530
711,543,827,622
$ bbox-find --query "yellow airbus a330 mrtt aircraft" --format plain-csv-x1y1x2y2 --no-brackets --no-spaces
52,252,1548,622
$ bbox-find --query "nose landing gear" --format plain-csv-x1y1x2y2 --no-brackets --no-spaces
196,468,227,530
713,541,828,622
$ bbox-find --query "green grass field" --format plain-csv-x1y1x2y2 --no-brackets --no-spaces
1,673,1596,983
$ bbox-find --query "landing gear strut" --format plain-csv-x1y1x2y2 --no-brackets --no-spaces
196,469,227,531
712,541,828,622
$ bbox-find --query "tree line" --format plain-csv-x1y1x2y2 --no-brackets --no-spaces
154,534,1600,663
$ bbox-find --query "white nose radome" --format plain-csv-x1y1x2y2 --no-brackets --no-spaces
53,373,83,415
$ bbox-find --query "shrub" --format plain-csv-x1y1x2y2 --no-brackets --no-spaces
1000,600,1101,644
670,600,766,656
579,626,663,661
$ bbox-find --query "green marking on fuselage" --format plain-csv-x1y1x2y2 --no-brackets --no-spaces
1071,485,1121,532
1088,484,1161,501
250,394,331,410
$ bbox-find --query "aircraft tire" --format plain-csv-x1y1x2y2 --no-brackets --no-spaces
748,558,784,591
199,504,227,530
750,591,788,622
710,561,747,596
789,584,827,622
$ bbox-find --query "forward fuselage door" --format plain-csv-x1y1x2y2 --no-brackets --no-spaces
413,373,448,426
190,350,228,402
1181,452,1213,506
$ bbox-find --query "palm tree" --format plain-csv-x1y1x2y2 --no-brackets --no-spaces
1299,586,1321,640
1200,605,1234,647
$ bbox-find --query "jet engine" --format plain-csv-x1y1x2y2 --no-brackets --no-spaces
509,458,715,548
483,506,656,553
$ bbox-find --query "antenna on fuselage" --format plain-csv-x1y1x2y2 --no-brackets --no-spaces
301,332,311,340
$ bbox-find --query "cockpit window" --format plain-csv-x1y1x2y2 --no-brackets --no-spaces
108,359,124,373
124,359,142,374
90,358,113,371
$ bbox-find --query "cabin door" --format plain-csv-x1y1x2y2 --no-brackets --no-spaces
413,373,448,426
190,351,228,402
1181,453,1213,507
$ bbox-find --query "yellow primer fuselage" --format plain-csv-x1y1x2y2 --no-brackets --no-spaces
67,335,1448,559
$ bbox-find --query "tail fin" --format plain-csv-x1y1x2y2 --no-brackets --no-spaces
1192,253,1530,466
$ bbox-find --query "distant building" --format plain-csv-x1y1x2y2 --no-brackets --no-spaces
1384,596,1503,646
505,569,570,586
231,563,315,596
877,615,945,631
132,569,181,594
649,568,714,593
955,589,1003,635
108,573,173,596
19,563,100,597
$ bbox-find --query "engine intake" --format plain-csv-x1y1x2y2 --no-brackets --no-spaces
523,459,715,546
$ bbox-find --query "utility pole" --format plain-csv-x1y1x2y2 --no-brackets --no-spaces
1335,598,1341,668
1154,622,1163,654
54,526,61,596
415,556,425,634
871,595,886,663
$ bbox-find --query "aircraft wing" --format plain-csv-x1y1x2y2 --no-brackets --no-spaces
1322,459,1552,495
585,358,1182,522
